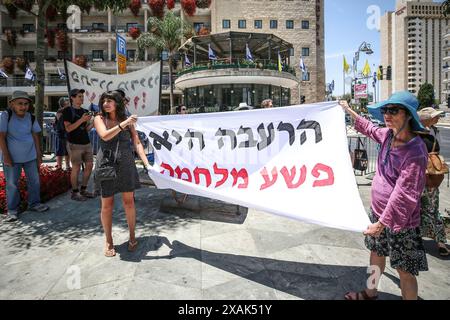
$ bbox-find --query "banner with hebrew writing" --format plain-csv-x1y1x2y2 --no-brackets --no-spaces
136,102,370,232
67,61,160,116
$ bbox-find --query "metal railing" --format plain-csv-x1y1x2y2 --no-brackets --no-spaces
178,58,297,77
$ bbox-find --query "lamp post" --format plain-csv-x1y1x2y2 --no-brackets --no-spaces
353,42,374,104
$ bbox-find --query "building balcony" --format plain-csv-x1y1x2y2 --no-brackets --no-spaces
175,61,299,90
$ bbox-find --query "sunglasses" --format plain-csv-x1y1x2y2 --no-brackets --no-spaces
380,106,405,116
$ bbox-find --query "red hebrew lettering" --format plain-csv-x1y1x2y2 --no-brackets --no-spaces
160,163,174,177
280,165,307,189
311,163,335,187
231,168,249,189
213,163,228,188
175,166,192,182
194,167,212,187
260,167,278,191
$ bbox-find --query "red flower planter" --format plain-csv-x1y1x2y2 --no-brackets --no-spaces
167,0,175,10
181,0,196,16
128,27,141,40
149,0,165,18
0,166,72,215
129,0,142,17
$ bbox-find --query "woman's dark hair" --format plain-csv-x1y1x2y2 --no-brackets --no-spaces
98,91,127,121
176,105,185,114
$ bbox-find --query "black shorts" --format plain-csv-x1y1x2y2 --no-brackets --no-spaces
56,137,68,157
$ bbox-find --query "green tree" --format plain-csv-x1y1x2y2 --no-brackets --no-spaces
443,0,450,16
137,10,189,115
417,83,435,109
3,0,130,146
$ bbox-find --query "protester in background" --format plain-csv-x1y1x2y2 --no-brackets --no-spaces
176,105,187,114
0,91,49,222
417,108,449,257
63,88,95,201
55,97,71,170
341,91,428,300
261,99,273,109
93,91,151,257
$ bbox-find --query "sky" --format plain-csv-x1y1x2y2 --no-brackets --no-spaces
325,0,418,97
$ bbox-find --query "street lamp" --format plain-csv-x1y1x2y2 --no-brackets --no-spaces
354,41,374,77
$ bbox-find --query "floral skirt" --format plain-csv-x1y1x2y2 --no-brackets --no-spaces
420,187,448,244
365,210,428,276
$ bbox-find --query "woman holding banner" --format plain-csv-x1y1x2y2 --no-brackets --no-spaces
93,91,151,257
340,91,428,300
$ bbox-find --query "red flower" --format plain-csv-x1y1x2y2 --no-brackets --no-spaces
128,27,141,40
149,0,165,18
167,0,175,10
129,0,142,17
181,0,196,16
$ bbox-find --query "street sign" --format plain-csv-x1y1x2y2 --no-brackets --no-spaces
116,33,127,74
354,83,368,99
117,55,127,74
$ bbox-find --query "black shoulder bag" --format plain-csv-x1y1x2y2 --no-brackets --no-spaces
95,139,120,182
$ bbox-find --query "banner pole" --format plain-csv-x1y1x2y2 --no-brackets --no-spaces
158,54,163,115
63,51,71,105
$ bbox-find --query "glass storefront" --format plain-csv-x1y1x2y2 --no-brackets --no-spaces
184,84,290,113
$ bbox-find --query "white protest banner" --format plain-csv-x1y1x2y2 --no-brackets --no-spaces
67,61,160,116
137,102,370,232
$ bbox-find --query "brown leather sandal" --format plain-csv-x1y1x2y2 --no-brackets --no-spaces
344,290,378,300
104,244,116,257
128,240,138,252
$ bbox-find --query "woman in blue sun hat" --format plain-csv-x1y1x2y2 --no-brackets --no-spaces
340,91,428,300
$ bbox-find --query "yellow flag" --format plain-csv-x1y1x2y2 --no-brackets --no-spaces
377,66,382,80
362,60,371,77
343,56,350,74
278,52,282,72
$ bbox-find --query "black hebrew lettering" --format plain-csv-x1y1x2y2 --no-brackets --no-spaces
71,72,80,83
150,131,172,151
90,78,99,86
185,130,205,151
131,79,139,90
154,75,159,87
257,123,275,151
277,122,296,146
80,75,91,86
238,126,257,148
216,128,237,150
118,81,129,91
106,81,113,91
140,78,146,88
148,76,154,89
171,130,183,145
100,80,106,89
297,120,323,145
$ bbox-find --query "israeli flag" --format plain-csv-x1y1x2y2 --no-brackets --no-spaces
246,43,253,62
0,69,8,78
330,80,335,91
299,56,307,74
185,54,192,67
25,67,35,81
208,44,217,60
57,67,66,80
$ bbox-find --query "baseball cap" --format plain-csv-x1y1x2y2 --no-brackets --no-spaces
417,107,444,121
9,90,32,103
69,88,85,97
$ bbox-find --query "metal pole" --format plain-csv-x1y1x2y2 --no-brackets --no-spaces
158,54,163,115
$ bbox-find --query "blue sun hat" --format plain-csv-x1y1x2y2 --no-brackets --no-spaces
367,91,425,132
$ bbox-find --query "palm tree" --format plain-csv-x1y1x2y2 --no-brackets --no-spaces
444,0,450,16
138,11,190,115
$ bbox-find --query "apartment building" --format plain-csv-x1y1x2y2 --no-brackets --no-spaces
0,0,325,110
380,0,448,104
